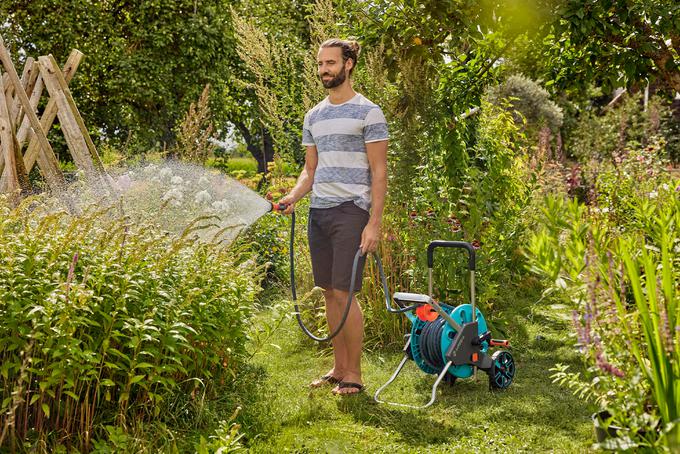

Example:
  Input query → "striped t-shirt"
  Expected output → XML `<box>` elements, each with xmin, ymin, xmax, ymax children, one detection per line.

<box><xmin>302</xmin><ymin>93</ymin><xmax>388</xmax><ymax>212</ymax></box>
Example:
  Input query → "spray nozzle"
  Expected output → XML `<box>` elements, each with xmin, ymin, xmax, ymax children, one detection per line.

<box><xmin>270</xmin><ymin>202</ymin><xmax>289</xmax><ymax>212</ymax></box>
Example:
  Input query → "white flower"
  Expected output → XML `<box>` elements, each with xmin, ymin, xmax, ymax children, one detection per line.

<box><xmin>662</xmin><ymin>184</ymin><xmax>669</xmax><ymax>191</ymax></box>
<box><xmin>159</xmin><ymin>168</ymin><xmax>173</xmax><ymax>181</ymax></box>
<box><xmin>162</xmin><ymin>187</ymin><xmax>183</xmax><ymax>202</ymax></box>
<box><xmin>649</xmin><ymin>191</ymin><xmax>658</xmax><ymax>199</ymax></box>
<box><xmin>194</xmin><ymin>190</ymin><xmax>212</xmax><ymax>204</ymax></box>
<box><xmin>116</xmin><ymin>174</ymin><xmax>132</xmax><ymax>191</ymax></box>
<box><xmin>171</xmin><ymin>176</ymin><xmax>184</xmax><ymax>185</ymax></box>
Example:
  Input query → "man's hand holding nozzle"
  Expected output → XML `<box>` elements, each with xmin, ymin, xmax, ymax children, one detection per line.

<box><xmin>275</xmin><ymin>195</ymin><xmax>296</xmax><ymax>215</ymax></box>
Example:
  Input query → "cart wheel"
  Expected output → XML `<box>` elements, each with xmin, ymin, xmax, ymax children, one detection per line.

<box><xmin>489</xmin><ymin>350</ymin><xmax>515</xmax><ymax>390</ymax></box>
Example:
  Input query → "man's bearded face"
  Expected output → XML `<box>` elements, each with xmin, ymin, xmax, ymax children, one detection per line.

<box><xmin>317</xmin><ymin>47</ymin><xmax>351</xmax><ymax>89</ymax></box>
<box><xmin>320</xmin><ymin>66</ymin><xmax>347</xmax><ymax>89</ymax></box>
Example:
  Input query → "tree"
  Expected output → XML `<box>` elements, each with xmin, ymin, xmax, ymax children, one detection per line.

<box><xmin>546</xmin><ymin>0</ymin><xmax>680</xmax><ymax>93</ymax></box>
<box><xmin>0</xmin><ymin>0</ymin><xmax>297</xmax><ymax>172</ymax></box>
<box><xmin>227</xmin><ymin>0</ymin><xmax>314</xmax><ymax>172</ymax></box>
<box><xmin>1</xmin><ymin>0</ymin><xmax>239</xmax><ymax>151</ymax></box>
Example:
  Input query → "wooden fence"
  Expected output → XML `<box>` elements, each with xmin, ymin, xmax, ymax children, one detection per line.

<box><xmin>0</xmin><ymin>35</ymin><xmax>107</xmax><ymax>199</ymax></box>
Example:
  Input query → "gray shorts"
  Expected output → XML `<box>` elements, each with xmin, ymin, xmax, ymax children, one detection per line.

<box><xmin>308</xmin><ymin>201</ymin><xmax>369</xmax><ymax>292</ymax></box>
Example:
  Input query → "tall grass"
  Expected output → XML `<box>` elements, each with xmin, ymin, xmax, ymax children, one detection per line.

<box><xmin>0</xmin><ymin>196</ymin><xmax>261</xmax><ymax>451</ymax></box>
<box><xmin>615</xmin><ymin>198</ymin><xmax>680</xmax><ymax>449</ymax></box>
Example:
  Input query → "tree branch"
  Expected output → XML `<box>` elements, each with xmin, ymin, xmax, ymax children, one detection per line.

<box><xmin>671</xmin><ymin>33</ymin><xmax>680</xmax><ymax>57</ymax></box>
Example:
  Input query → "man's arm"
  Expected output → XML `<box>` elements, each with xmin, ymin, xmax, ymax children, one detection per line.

<box><xmin>361</xmin><ymin>140</ymin><xmax>388</xmax><ymax>253</ymax></box>
<box><xmin>278</xmin><ymin>145</ymin><xmax>318</xmax><ymax>213</ymax></box>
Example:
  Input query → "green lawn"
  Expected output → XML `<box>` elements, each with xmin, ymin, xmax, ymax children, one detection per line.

<box><xmin>235</xmin><ymin>293</ymin><xmax>595</xmax><ymax>453</ymax></box>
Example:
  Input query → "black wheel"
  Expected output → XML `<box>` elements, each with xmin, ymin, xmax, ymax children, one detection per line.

<box><xmin>489</xmin><ymin>350</ymin><xmax>515</xmax><ymax>390</ymax></box>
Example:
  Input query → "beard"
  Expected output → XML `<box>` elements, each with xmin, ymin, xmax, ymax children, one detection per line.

<box><xmin>320</xmin><ymin>69</ymin><xmax>347</xmax><ymax>89</ymax></box>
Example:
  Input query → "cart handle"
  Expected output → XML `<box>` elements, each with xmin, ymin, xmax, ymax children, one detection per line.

<box><xmin>427</xmin><ymin>240</ymin><xmax>476</xmax><ymax>271</ymax></box>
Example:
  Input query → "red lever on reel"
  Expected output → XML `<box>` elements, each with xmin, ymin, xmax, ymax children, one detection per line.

<box><xmin>415</xmin><ymin>304</ymin><xmax>439</xmax><ymax>322</ymax></box>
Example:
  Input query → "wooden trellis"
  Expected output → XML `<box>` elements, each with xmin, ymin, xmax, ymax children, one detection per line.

<box><xmin>0</xmin><ymin>35</ymin><xmax>107</xmax><ymax>196</ymax></box>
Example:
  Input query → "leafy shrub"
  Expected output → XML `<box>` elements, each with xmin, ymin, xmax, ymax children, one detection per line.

<box><xmin>0</xmin><ymin>198</ymin><xmax>261</xmax><ymax>451</ymax></box>
<box><xmin>356</xmin><ymin>104</ymin><xmax>534</xmax><ymax>347</ymax></box>
<box><xmin>486</xmin><ymin>74</ymin><xmax>564</xmax><ymax>132</ymax></box>
<box><xmin>568</xmin><ymin>93</ymin><xmax>675</xmax><ymax>163</ymax></box>
<box><xmin>238</xmin><ymin>208</ymin><xmax>291</xmax><ymax>286</ymax></box>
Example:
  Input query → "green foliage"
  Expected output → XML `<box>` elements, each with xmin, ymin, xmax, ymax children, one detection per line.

<box><xmin>546</xmin><ymin>0</ymin><xmax>680</xmax><ymax>93</ymax></box>
<box><xmin>208</xmin><ymin>157</ymin><xmax>260</xmax><ymax>179</ymax></box>
<box><xmin>527</xmin><ymin>152</ymin><xmax>680</xmax><ymax>449</ymax></box>
<box><xmin>429</xmin><ymin>103</ymin><xmax>532</xmax><ymax>297</ymax></box>
<box><xmin>1</xmin><ymin>0</ymin><xmax>240</xmax><ymax>150</ymax></box>
<box><xmin>0</xmin><ymin>197</ymin><xmax>260</xmax><ymax>450</ymax></box>
<box><xmin>239</xmin><ymin>209</ymin><xmax>291</xmax><ymax>286</ymax></box>
<box><xmin>196</xmin><ymin>407</ymin><xmax>247</xmax><ymax>453</ymax></box>
<box><xmin>340</xmin><ymin>0</ymin><xmax>553</xmax><ymax>72</ymax></box>
<box><xmin>569</xmin><ymin>93</ymin><xmax>678</xmax><ymax>163</ymax></box>
<box><xmin>356</xmin><ymin>104</ymin><xmax>534</xmax><ymax>346</ymax></box>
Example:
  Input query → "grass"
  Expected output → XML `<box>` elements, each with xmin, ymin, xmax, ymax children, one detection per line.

<box><xmin>234</xmin><ymin>287</ymin><xmax>596</xmax><ymax>453</ymax></box>
<box><xmin>226</xmin><ymin>157</ymin><xmax>259</xmax><ymax>174</ymax></box>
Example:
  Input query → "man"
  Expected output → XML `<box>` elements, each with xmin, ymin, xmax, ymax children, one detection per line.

<box><xmin>278</xmin><ymin>38</ymin><xmax>388</xmax><ymax>395</ymax></box>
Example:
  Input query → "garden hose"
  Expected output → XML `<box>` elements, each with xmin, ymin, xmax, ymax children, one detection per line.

<box><xmin>270</xmin><ymin>202</ymin><xmax>417</xmax><ymax>342</ymax></box>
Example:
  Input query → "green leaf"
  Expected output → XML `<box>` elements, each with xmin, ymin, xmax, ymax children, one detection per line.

<box><xmin>129</xmin><ymin>374</ymin><xmax>145</xmax><ymax>384</ymax></box>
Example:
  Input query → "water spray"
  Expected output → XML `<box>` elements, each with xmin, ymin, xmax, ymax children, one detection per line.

<box><xmin>271</xmin><ymin>202</ymin><xmax>516</xmax><ymax>407</ymax></box>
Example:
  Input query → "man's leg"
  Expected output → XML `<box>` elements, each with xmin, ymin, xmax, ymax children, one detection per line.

<box><xmin>308</xmin><ymin>209</ymin><xmax>342</xmax><ymax>387</ymax></box>
<box><xmin>323</xmin><ymin>288</ymin><xmax>348</xmax><ymax>380</ymax></box>
<box><xmin>332</xmin><ymin>288</ymin><xmax>364</xmax><ymax>394</ymax></box>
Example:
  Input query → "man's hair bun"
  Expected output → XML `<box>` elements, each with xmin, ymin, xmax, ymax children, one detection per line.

<box><xmin>348</xmin><ymin>40</ymin><xmax>361</xmax><ymax>58</ymax></box>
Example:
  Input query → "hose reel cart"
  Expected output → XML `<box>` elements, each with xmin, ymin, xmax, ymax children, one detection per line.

<box><xmin>373</xmin><ymin>241</ymin><xmax>516</xmax><ymax>409</ymax></box>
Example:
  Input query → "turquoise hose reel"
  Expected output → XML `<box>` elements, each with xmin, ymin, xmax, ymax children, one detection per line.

<box><xmin>374</xmin><ymin>241</ymin><xmax>516</xmax><ymax>409</ymax></box>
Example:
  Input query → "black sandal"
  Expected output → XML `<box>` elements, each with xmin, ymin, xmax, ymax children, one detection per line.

<box><xmin>333</xmin><ymin>381</ymin><xmax>364</xmax><ymax>395</ymax></box>
<box><xmin>310</xmin><ymin>374</ymin><xmax>342</xmax><ymax>387</ymax></box>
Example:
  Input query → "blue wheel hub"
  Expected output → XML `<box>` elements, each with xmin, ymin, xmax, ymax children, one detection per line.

<box><xmin>490</xmin><ymin>350</ymin><xmax>515</xmax><ymax>389</ymax></box>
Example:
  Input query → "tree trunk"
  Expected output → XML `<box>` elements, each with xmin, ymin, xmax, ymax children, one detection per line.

<box><xmin>260</xmin><ymin>127</ymin><xmax>274</xmax><ymax>173</ymax></box>
<box><xmin>234</xmin><ymin>120</ymin><xmax>274</xmax><ymax>174</ymax></box>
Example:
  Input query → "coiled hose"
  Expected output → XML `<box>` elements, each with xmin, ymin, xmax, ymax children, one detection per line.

<box><xmin>419</xmin><ymin>317</ymin><xmax>447</xmax><ymax>370</ymax></box>
<box><xmin>289</xmin><ymin>210</ymin><xmax>418</xmax><ymax>342</ymax></box>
